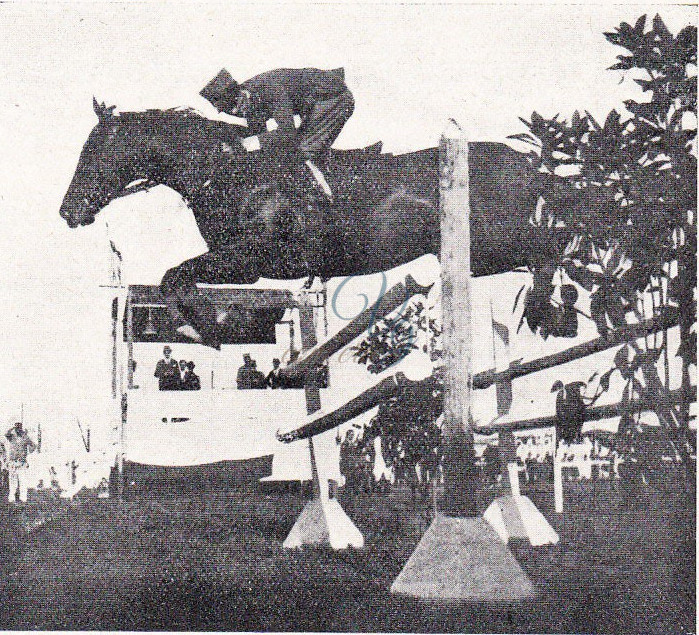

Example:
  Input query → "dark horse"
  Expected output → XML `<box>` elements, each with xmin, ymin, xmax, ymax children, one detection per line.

<box><xmin>60</xmin><ymin>101</ymin><xmax>542</xmax><ymax>345</ymax></box>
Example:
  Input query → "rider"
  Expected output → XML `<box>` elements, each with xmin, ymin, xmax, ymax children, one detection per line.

<box><xmin>199</xmin><ymin>67</ymin><xmax>354</xmax><ymax>201</ymax></box>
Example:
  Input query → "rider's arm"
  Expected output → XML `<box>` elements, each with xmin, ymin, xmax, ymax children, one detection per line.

<box><xmin>250</xmin><ymin>83</ymin><xmax>298</xmax><ymax>152</ymax></box>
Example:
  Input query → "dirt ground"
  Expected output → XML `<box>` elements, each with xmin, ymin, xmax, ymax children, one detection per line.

<box><xmin>0</xmin><ymin>478</ymin><xmax>694</xmax><ymax>633</ymax></box>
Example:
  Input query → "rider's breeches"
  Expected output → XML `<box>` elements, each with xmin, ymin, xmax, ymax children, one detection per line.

<box><xmin>8</xmin><ymin>461</ymin><xmax>28</xmax><ymax>502</ymax></box>
<box><xmin>299</xmin><ymin>90</ymin><xmax>355</xmax><ymax>161</ymax></box>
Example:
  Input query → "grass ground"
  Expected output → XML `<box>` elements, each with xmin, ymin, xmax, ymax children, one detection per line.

<box><xmin>0</xmin><ymin>477</ymin><xmax>694</xmax><ymax>633</ymax></box>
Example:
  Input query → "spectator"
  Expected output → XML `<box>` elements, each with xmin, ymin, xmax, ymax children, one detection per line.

<box><xmin>482</xmin><ymin>443</ymin><xmax>500</xmax><ymax>484</ymax></box>
<box><xmin>266</xmin><ymin>358</ymin><xmax>284</xmax><ymax>389</ymax></box>
<box><xmin>130</xmin><ymin>359</ymin><xmax>139</xmax><ymax>389</ymax></box>
<box><xmin>250</xmin><ymin>360</ymin><xmax>267</xmax><ymax>390</ymax></box>
<box><xmin>182</xmin><ymin>361</ymin><xmax>201</xmax><ymax>391</ymax></box>
<box><xmin>360</xmin><ymin>440</ymin><xmax>377</xmax><ymax>494</ymax></box>
<box><xmin>542</xmin><ymin>451</ymin><xmax>554</xmax><ymax>481</ymax></box>
<box><xmin>337</xmin><ymin>429</ymin><xmax>362</xmax><ymax>496</ymax></box>
<box><xmin>5</xmin><ymin>422</ymin><xmax>37</xmax><ymax>504</ymax></box>
<box><xmin>237</xmin><ymin>354</ymin><xmax>256</xmax><ymax>389</ymax></box>
<box><xmin>525</xmin><ymin>451</ymin><xmax>537</xmax><ymax>483</ymax></box>
<box><xmin>154</xmin><ymin>346</ymin><xmax>179</xmax><ymax>391</ymax></box>
<box><xmin>177</xmin><ymin>360</ymin><xmax>188</xmax><ymax>389</ymax></box>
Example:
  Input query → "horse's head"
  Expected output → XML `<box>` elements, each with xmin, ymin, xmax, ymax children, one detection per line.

<box><xmin>60</xmin><ymin>99</ymin><xmax>139</xmax><ymax>228</ymax></box>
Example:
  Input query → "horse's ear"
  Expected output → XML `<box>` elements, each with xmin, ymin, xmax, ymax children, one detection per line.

<box><xmin>93</xmin><ymin>97</ymin><xmax>116</xmax><ymax>123</ymax></box>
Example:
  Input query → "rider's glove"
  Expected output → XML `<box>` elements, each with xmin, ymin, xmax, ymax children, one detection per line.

<box><xmin>240</xmin><ymin>136</ymin><xmax>261</xmax><ymax>152</ymax></box>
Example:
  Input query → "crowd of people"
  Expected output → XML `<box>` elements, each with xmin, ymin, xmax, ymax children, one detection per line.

<box><xmin>154</xmin><ymin>346</ymin><xmax>201</xmax><ymax>391</ymax></box>
<box><xmin>337</xmin><ymin>429</ymin><xmax>378</xmax><ymax>496</ymax></box>
<box><xmin>154</xmin><ymin>347</ymin><xmax>309</xmax><ymax>391</ymax></box>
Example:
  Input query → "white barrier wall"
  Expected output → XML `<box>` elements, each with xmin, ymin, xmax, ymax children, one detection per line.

<box><xmin>125</xmin><ymin>388</ymin><xmax>308</xmax><ymax>466</ymax></box>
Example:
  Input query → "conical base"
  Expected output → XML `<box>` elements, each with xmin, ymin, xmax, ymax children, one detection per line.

<box><xmin>484</xmin><ymin>495</ymin><xmax>559</xmax><ymax>546</ymax></box>
<box><xmin>391</xmin><ymin>514</ymin><xmax>536</xmax><ymax>601</ymax></box>
<box><xmin>283</xmin><ymin>498</ymin><xmax>364</xmax><ymax>550</ymax></box>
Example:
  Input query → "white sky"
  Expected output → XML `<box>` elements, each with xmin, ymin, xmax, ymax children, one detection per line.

<box><xmin>0</xmin><ymin>2</ymin><xmax>695</xmax><ymax>427</ymax></box>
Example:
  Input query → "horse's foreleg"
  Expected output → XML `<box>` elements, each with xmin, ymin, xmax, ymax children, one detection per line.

<box><xmin>160</xmin><ymin>259</ymin><xmax>216</xmax><ymax>347</ymax></box>
<box><xmin>160</xmin><ymin>249</ymin><xmax>264</xmax><ymax>348</ymax></box>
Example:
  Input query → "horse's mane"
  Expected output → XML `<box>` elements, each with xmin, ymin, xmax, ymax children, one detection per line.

<box><xmin>113</xmin><ymin>107</ymin><xmax>249</xmax><ymax>147</ymax></box>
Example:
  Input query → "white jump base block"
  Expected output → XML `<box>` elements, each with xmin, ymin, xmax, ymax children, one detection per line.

<box><xmin>484</xmin><ymin>495</ymin><xmax>559</xmax><ymax>546</ymax></box>
<box><xmin>283</xmin><ymin>497</ymin><xmax>364</xmax><ymax>550</ymax></box>
<box><xmin>390</xmin><ymin>514</ymin><xmax>536</xmax><ymax>601</ymax></box>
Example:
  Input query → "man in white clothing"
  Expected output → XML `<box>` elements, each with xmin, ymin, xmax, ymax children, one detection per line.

<box><xmin>5</xmin><ymin>422</ymin><xmax>37</xmax><ymax>503</ymax></box>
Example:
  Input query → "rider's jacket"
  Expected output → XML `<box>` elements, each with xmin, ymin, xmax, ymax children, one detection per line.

<box><xmin>238</xmin><ymin>68</ymin><xmax>349</xmax><ymax>151</ymax></box>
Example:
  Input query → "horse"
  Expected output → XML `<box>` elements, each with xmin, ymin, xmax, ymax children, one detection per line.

<box><xmin>59</xmin><ymin>100</ymin><xmax>546</xmax><ymax>346</ymax></box>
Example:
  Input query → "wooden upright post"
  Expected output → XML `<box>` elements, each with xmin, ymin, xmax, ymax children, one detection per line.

<box><xmin>439</xmin><ymin>120</ymin><xmax>479</xmax><ymax>517</ymax></box>
<box><xmin>299</xmin><ymin>302</ymin><xmax>323</xmax><ymax>499</ymax></box>
<box><xmin>126</xmin><ymin>289</ymin><xmax>134</xmax><ymax>390</ymax></box>
<box><xmin>283</xmin><ymin>292</ymin><xmax>363</xmax><ymax>550</ymax></box>
<box><xmin>391</xmin><ymin>121</ymin><xmax>536</xmax><ymax>601</ymax></box>
<box><xmin>554</xmin><ymin>435</ymin><xmax>564</xmax><ymax>513</ymax></box>
<box><xmin>111</xmin><ymin>297</ymin><xmax>119</xmax><ymax>399</ymax></box>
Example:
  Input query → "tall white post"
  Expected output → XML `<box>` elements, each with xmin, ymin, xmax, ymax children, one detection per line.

<box><xmin>439</xmin><ymin>120</ymin><xmax>479</xmax><ymax>516</ymax></box>
<box><xmin>391</xmin><ymin>121</ymin><xmax>536</xmax><ymax>600</ymax></box>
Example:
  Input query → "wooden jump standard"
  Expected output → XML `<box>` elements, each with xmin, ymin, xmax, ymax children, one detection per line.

<box><xmin>280</xmin><ymin>273</ymin><xmax>434</xmax><ymax>549</ymax></box>
<box><xmin>389</xmin><ymin>122</ymin><xmax>538</xmax><ymax>600</ymax></box>
<box><xmin>281</xmin><ymin>124</ymin><xmax>535</xmax><ymax>598</ymax></box>
<box><xmin>277</xmin><ymin>122</ymin><xmax>685</xmax><ymax>599</ymax></box>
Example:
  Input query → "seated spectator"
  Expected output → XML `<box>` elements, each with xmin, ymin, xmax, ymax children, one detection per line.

<box><xmin>182</xmin><ymin>361</ymin><xmax>201</xmax><ymax>390</ymax></box>
<box><xmin>154</xmin><ymin>346</ymin><xmax>179</xmax><ymax>390</ymax></box>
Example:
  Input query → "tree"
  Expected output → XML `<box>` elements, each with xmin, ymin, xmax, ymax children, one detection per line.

<box><xmin>362</xmin><ymin>371</ymin><xmax>443</xmax><ymax>495</ymax></box>
<box><xmin>351</xmin><ymin>298</ymin><xmax>444</xmax><ymax>487</ymax></box>
<box><xmin>511</xmin><ymin>14</ymin><xmax>696</xmax><ymax>485</ymax></box>
<box><xmin>353</xmin><ymin>14</ymin><xmax>696</xmax><ymax>490</ymax></box>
